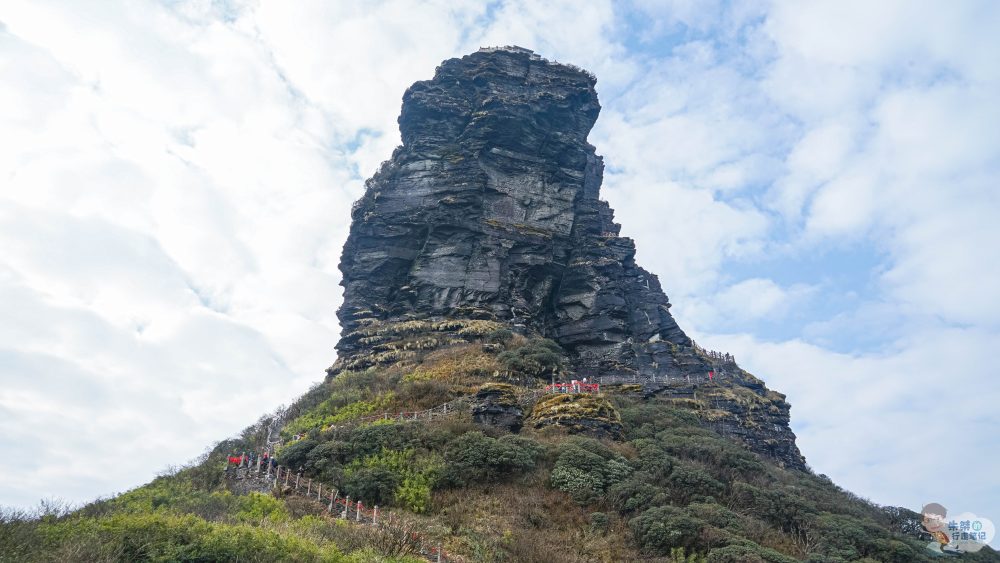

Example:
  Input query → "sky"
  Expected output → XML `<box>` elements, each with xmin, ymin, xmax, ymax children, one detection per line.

<box><xmin>2</xmin><ymin>0</ymin><xmax>998</xmax><ymax>533</ymax></box>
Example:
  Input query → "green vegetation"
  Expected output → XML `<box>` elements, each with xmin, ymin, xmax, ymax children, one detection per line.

<box><xmin>527</xmin><ymin>392</ymin><xmax>623</xmax><ymax>437</ymax></box>
<box><xmin>342</xmin><ymin>448</ymin><xmax>442</xmax><ymax>512</ymax></box>
<box><xmin>549</xmin><ymin>438</ymin><xmax>632</xmax><ymax>503</ymax></box>
<box><xmin>0</xmin><ymin>475</ymin><xmax>424</xmax><ymax>563</ymax></box>
<box><xmin>497</xmin><ymin>337</ymin><xmax>563</xmax><ymax>379</ymax></box>
<box><xmin>441</xmin><ymin>432</ymin><xmax>542</xmax><ymax>486</ymax></box>
<box><xmin>5</xmin><ymin>330</ymin><xmax>999</xmax><ymax>562</ymax></box>
<box><xmin>283</xmin><ymin>393</ymin><xmax>395</xmax><ymax>437</ymax></box>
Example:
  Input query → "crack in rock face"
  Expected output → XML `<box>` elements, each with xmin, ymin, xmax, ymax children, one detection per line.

<box><xmin>338</xmin><ymin>47</ymin><xmax>688</xmax><ymax>379</ymax></box>
<box><xmin>334</xmin><ymin>47</ymin><xmax>807</xmax><ymax>470</ymax></box>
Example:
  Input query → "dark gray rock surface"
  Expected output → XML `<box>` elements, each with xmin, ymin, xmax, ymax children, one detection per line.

<box><xmin>470</xmin><ymin>383</ymin><xmax>524</xmax><ymax>432</ymax></box>
<box><xmin>335</xmin><ymin>46</ymin><xmax>806</xmax><ymax>471</ymax></box>
<box><xmin>338</xmin><ymin>46</ymin><xmax>688</xmax><ymax>379</ymax></box>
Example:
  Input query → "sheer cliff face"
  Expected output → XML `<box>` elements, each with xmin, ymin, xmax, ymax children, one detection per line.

<box><xmin>338</xmin><ymin>48</ymin><xmax>689</xmax><ymax>377</ymax></box>
<box><xmin>336</xmin><ymin>47</ymin><xmax>806</xmax><ymax>471</ymax></box>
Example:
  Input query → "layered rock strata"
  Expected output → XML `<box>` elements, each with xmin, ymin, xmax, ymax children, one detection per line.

<box><xmin>338</xmin><ymin>46</ymin><xmax>687</xmax><ymax>379</ymax></box>
<box><xmin>334</xmin><ymin>46</ymin><xmax>806</xmax><ymax>470</ymax></box>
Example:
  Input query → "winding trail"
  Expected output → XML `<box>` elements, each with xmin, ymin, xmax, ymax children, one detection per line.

<box><xmin>231</xmin><ymin>459</ymin><xmax>455</xmax><ymax>562</ymax></box>
<box><xmin>231</xmin><ymin>374</ymin><xmax>729</xmax><ymax>561</ymax></box>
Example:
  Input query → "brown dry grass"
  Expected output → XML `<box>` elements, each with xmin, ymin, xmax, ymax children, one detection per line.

<box><xmin>403</xmin><ymin>344</ymin><xmax>501</xmax><ymax>387</ymax></box>
<box><xmin>432</xmin><ymin>482</ymin><xmax>641</xmax><ymax>562</ymax></box>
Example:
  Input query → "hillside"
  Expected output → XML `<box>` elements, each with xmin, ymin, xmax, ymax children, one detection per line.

<box><xmin>3</xmin><ymin>47</ymin><xmax>997</xmax><ymax>563</ymax></box>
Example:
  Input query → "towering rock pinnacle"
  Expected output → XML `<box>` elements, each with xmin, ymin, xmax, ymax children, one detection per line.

<box><xmin>335</xmin><ymin>47</ymin><xmax>806</xmax><ymax>469</ymax></box>
<box><xmin>338</xmin><ymin>46</ymin><xmax>688</xmax><ymax>377</ymax></box>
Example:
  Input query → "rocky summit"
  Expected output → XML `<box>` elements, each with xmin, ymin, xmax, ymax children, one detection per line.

<box><xmin>338</xmin><ymin>45</ymin><xmax>686</xmax><ymax>374</ymax></box>
<box><xmin>335</xmin><ymin>46</ymin><xmax>806</xmax><ymax>470</ymax></box>
<box><xmin>19</xmin><ymin>47</ymin><xmax>998</xmax><ymax>563</ymax></box>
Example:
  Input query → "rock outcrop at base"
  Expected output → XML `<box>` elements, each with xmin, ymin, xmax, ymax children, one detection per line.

<box><xmin>527</xmin><ymin>393</ymin><xmax>623</xmax><ymax>440</ymax></box>
<box><xmin>471</xmin><ymin>383</ymin><xmax>524</xmax><ymax>432</ymax></box>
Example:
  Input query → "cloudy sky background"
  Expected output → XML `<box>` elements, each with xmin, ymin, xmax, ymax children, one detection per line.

<box><xmin>2</xmin><ymin>0</ymin><xmax>998</xmax><ymax>529</ymax></box>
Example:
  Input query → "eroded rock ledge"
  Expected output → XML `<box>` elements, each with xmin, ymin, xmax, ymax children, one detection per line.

<box><xmin>332</xmin><ymin>46</ymin><xmax>807</xmax><ymax>471</ymax></box>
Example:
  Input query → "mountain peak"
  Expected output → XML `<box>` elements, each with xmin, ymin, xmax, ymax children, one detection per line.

<box><xmin>334</xmin><ymin>48</ymin><xmax>805</xmax><ymax>470</ymax></box>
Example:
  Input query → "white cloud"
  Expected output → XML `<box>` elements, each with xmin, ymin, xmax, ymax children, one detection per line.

<box><xmin>1</xmin><ymin>0</ymin><xmax>998</xmax><ymax>534</ymax></box>
<box><xmin>0</xmin><ymin>0</ymin><xmax>633</xmax><ymax>508</ymax></box>
<box><xmin>707</xmin><ymin>328</ymin><xmax>1000</xmax><ymax>528</ymax></box>
<box><xmin>700</xmin><ymin>277</ymin><xmax>814</xmax><ymax>325</ymax></box>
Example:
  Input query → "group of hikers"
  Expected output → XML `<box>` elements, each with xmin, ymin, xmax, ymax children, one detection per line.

<box><xmin>225</xmin><ymin>450</ymin><xmax>270</xmax><ymax>471</ymax></box>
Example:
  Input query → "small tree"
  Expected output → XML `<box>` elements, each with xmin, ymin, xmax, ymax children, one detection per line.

<box><xmin>497</xmin><ymin>338</ymin><xmax>563</xmax><ymax>380</ymax></box>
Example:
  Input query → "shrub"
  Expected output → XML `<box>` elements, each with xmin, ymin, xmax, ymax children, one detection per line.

<box><xmin>484</xmin><ymin>328</ymin><xmax>514</xmax><ymax>344</ymax></box>
<box><xmin>606</xmin><ymin>475</ymin><xmax>668</xmax><ymax>514</ymax></box>
<box><xmin>631</xmin><ymin>440</ymin><xmax>674</xmax><ymax>476</ymax></box>
<box><xmin>343</xmin><ymin>466</ymin><xmax>400</xmax><ymax>506</ymax></box>
<box><xmin>441</xmin><ymin>432</ymin><xmax>540</xmax><ymax>487</ymax></box>
<box><xmin>234</xmin><ymin>492</ymin><xmax>290</xmax><ymax>524</ymax></box>
<box><xmin>548</xmin><ymin>439</ymin><xmax>634</xmax><ymax>504</ymax></box>
<box><xmin>706</xmin><ymin>542</ymin><xmax>798</xmax><ymax>563</ymax></box>
<box><xmin>589</xmin><ymin>512</ymin><xmax>609</xmax><ymax>532</ymax></box>
<box><xmin>276</xmin><ymin>437</ymin><xmax>320</xmax><ymax>472</ymax></box>
<box><xmin>666</xmin><ymin>466</ymin><xmax>724</xmax><ymax>505</ymax></box>
<box><xmin>629</xmin><ymin>505</ymin><xmax>705</xmax><ymax>554</ymax></box>
<box><xmin>497</xmin><ymin>338</ymin><xmax>563</xmax><ymax>378</ymax></box>
<box><xmin>341</xmin><ymin>447</ymin><xmax>443</xmax><ymax>511</ymax></box>
<box><xmin>395</xmin><ymin>474</ymin><xmax>434</xmax><ymax>514</ymax></box>
<box><xmin>550</xmin><ymin>466</ymin><xmax>606</xmax><ymax>504</ymax></box>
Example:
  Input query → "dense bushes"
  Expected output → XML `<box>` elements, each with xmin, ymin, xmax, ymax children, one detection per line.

<box><xmin>629</xmin><ymin>505</ymin><xmax>705</xmax><ymax>554</ymax></box>
<box><xmin>26</xmin><ymin>339</ymin><xmax>987</xmax><ymax>563</ymax></box>
<box><xmin>549</xmin><ymin>438</ymin><xmax>632</xmax><ymax>504</ymax></box>
<box><xmin>342</xmin><ymin>449</ymin><xmax>442</xmax><ymax>512</ymax></box>
<box><xmin>706</xmin><ymin>542</ymin><xmax>798</xmax><ymax>563</ymax></box>
<box><xmin>497</xmin><ymin>338</ymin><xmax>563</xmax><ymax>378</ymax></box>
<box><xmin>442</xmin><ymin>432</ymin><xmax>542</xmax><ymax>487</ymax></box>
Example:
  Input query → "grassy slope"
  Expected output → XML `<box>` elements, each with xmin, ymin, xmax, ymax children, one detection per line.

<box><xmin>3</xmin><ymin>327</ymin><xmax>998</xmax><ymax>563</ymax></box>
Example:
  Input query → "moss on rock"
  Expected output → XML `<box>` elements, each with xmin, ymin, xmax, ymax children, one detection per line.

<box><xmin>527</xmin><ymin>393</ymin><xmax>623</xmax><ymax>439</ymax></box>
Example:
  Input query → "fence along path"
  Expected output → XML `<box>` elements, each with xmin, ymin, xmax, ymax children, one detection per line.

<box><xmin>326</xmin><ymin>394</ymin><xmax>473</xmax><ymax>430</ymax></box>
<box><xmin>315</xmin><ymin>387</ymin><xmax>549</xmax><ymax>435</ymax></box>
<box><xmin>597</xmin><ymin>372</ymin><xmax>720</xmax><ymax>386</ymax></box>
<box><xmin>241</xmin><ymin>375</ymin><xmax>726</xmax><ymax>560</ymax></box>
<box><xmin>247</xmin><ymin>387</ymin><xmax>562</xmax><ymax>560</ymax></box>
<box><xmin>233</xmin><ymin>458</ymin><xmax>454</xmax><ymax>562</ymax></box>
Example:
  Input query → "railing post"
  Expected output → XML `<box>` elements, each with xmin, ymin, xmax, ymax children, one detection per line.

<box><xmin>317</xmin><ymin>483</ymin><xmax>322</xmax><ymax>500</ymax></box>
<box><xmin>295</xmin><ymin>472</ymin><xmax>300</xmax><ymax>490</ymax></box>
<box><xmin>356</xmin><ymin>501</ymin><xmax>362</xmax><ymax>521</ymax></box>
<box><xmin>342</xmin><ymin>496</ymin><xmax>350</xmax><ymax>519</ymax></box>
<box><xmin>306</xmin><ymin>478</ymin><xmax>311</xmax><ymax>496</ymax></box>
<box><xmin>328</xmin><ymin>490</ymin><xmax>336</xmax><ymax>512</ymax></box>
<box><xmin>284</xmin><ymin>468</ymin><xmax>290</xmax><ymax>486</ymax></box>
<box><xmin>373</xmin><ymin>505</ymin><xmax>378</xmax><ymax>525</ymax></box>
<box><xmin>437</xmin><ymin>544</ymin><xmax>442</xmax><ymax>562</ymax></box>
